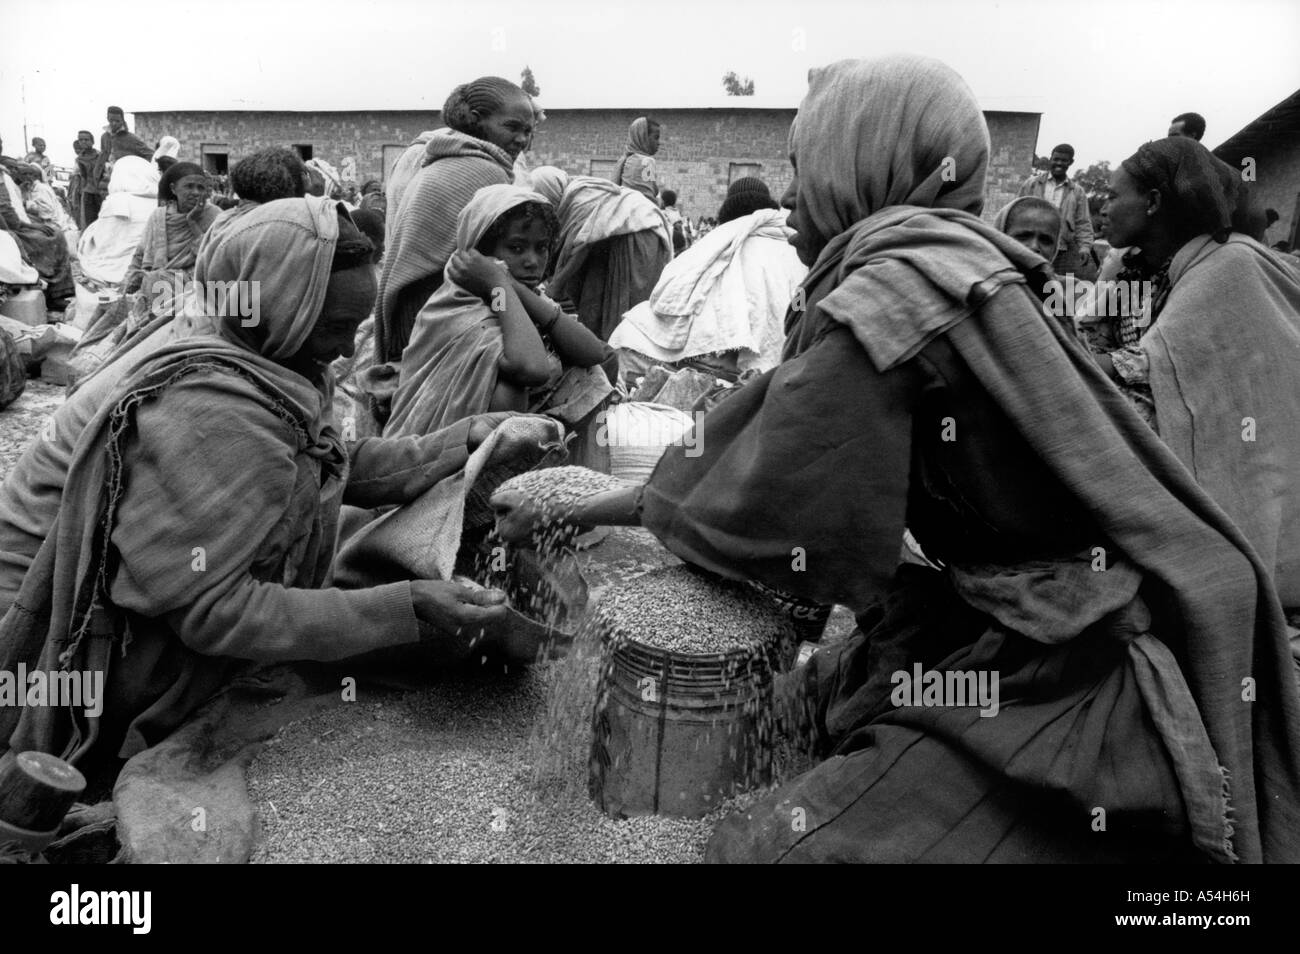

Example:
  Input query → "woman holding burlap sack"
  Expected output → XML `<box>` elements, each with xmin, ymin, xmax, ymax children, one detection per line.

<box><xmin>0</xmin><ymin>197</ymin><xmax>515</xmax><ymax>780</ymax></box>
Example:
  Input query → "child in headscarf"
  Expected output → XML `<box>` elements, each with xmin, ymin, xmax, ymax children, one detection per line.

<box><xmin>992</xmin><ymin>195</ymin><xmax>1078</xmax><ymax>337</ymax></box>
<box><xmin>385</xmin><ymin>184</ymin><xmax>612</xmax><ymax>438</ymax></box>
<box><xmin>993</xmin><ymin>195</ymin><xmax>1061</xmax><ymax>266</ymax></box>
<box><xmin>613</xmin><ymin>117</ymin><xmax>661</xmax><ymax>203</ymax></box>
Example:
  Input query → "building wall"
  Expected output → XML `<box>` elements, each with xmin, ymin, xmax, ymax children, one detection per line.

<box><xmin>525</xmin><ymin>108</ymin><xmax>794</xmax><ymax>224</ymax></box>
<box><xmin>136</xmin><ymin>107</ymin><xmax>1039</xmax><ymax>223</ymax></box>
<box><xmin>983</xmin><ymin>112</ymin><xmax>1042</xmax><ymax>219</ymax></box>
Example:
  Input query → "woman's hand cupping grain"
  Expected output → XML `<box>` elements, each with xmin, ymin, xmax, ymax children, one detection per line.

<box><xmin>410</xmin><ymin>580</ymin><xmax>508</xmax><ymax>634</ymax></box>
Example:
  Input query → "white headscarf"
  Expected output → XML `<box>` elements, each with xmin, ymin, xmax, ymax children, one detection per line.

<box><xmin>152</xmin><ymin>136</ymin><xmax>181</xmax><ymax>163</ymax></box>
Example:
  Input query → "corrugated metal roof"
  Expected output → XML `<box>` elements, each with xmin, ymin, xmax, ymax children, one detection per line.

<box><xmin>1212</xmin><ymin>88</ymin><xmax>1300</xmax><ymax>162</ymax></box>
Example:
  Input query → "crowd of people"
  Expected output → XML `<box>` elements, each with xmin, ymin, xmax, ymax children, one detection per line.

<box><xmin>2</xmin><ymin>55</ymin><xmax>1300</xmax><ymax>864</ymax></box>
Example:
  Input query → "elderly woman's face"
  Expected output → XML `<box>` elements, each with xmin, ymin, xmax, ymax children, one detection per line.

<box><xmin>172</xmin><ymin>174</ymin><xmax>211</xmax><ymax>213</ymax></box>
<box><xmin>1101</xmin><ymin>168</ymin><xmax>1153</xmax><ymax>249</ymax></box>
<box><xmin>474</xmin><ymin>93</ymin><xmax>536</xmax><ymax>162</ymax></box>
<box><xmin>780</xmin><ymin>157</ymin><xmax>817</xmax><ymax>267</ymax></box>
<box><xmin>293</xmin><ymin>266</ymin><xmax>377</xmax><ymax>374</ymax></box>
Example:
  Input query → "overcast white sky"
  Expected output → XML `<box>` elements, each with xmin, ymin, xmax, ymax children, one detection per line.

<box><xmin>3</xmin><ymin>0</ymin><xmax>1297</xmax><ymax>171</ymax></box>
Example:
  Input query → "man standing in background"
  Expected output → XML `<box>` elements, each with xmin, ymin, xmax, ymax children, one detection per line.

<box><xmin>74</xmin><ymin>129</ymin><xmax>102</xmax><ymax>228</ymax></box>
<box><xmin>67</xmin><ymin>138</ymin><xmax>84</xmax><ymax>226</ymax></box>
<box><xmin>94</xmin><ymin>106</ymin><xmax>153</xmax><ymax>194</ymax></box>
<box><xmin>1017</xmin><ymin>143</ymin><xmax>1094</xmax><ymax>277</ymax></box>
<box><xmin>1167</xmin><ymin>111</ymin><xmax>1206</xmax><ymax>141</ymax></box>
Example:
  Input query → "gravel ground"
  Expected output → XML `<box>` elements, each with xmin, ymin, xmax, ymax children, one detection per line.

<box><xmin>0</xmin><ymin>378</ymin><xmax>64</xmax><ymax>482</ymax></box>
<box><xmin>247</xmin><ymin>668</ymin><xmax>732</xmax><ymax>863</ymax></box>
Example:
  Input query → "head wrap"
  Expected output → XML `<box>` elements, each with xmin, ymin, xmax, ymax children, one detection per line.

<box><xmin>626</xmin><ymin>117</ymin><xmax>659</xmax><ymax>156</ymax></box>
<box><xmin>195</xmin><ymin>196</ymin><xmax>342</xmax><ymax>360</ymax></box>
<box><xmin>528</xmin><ymin>166</ymin><xmax>570</xmax><ymax>206</ymax></box>
<box><xmin>790</xmin><ymin>54</ymin><xmax>989</xmax><ymax>254</ymax></box>
<box><xmin>1120</xmin><ymin>137</ymin><xmax>1243</xmax><ymax>243</ymax></box>
<box><xmin>152</xmin><ymin>136</ymin><xmax>180</xmax><ymax>162</ymax></box>
<box><xmin>717</xmin><ymin>176</ymin><xmax>779</xmax><ymax>224</ymax></box>
<box><xmin>993</xmin><ymin>195</ymin><xmax>1060</xmax><ymax>233</ymax></box>
<box><xmin>305</xmin><ymin>158</ymin><xmax>342</xmax><ymax>198</ymax></box>
<box><xmin>454</xmin><ymin>183</ymin><xmax>550</xmax><ymax>252</ymax></box>
<box><xmin>107</xmin><ymin>155</ymin><xmax>160</xmax><ymax>198</ymax></box>
<box><xmin>158</xmin><ymin>161</ymin><xmax>205</xmax><ymax>203</ymax></box>
<box><xmin>347</xmin><ymin>207</ymin><xmax>385</xmax><ymax>252</ymax></box>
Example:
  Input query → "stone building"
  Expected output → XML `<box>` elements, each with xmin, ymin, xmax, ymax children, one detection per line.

<box><xmin>134</xmin><ymin>104</ymin><xmax>1039</xmax><ymax>223</ymax></box>
<box><xmin>1213</xmin><ymin>88</ymin><xmax>1300</xmax><ymax>248</ymax></box>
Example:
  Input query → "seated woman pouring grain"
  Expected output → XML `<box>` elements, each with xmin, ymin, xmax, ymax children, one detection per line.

<box><xmin>494</xmin><ymin>55</ymin><xmax>1300</xmax><ymax>863</ymax></box>
<box><xmin>0</xmin><ymin>197</ymin><xmax>513</xmax><ymax>778</ymax></box>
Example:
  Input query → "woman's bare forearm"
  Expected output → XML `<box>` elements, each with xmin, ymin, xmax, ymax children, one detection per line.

<box><xmin>570</xmin><ymin>486</ymin><xmax>643</xmax><ymax>527</ymax></box>
<box><xmin>510</xmin><ymin>276</ymin><xmax>611</xmax><ymax>367</ymax></box>
<box><xmin>547</xmin><ymin>313</ymin><xmax>612</xmax><ymax>367</ymax></box>
<box><xmin>494</xmin><ymin>285</ymin><xmax>551</xmax><ymax>385</ymax></box>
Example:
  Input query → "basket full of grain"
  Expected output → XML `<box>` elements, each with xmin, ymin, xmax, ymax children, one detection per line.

<box><xmin>587</xmin><ymin>564</ymin><xmax>796</xmax><ymax>819</ymax></box>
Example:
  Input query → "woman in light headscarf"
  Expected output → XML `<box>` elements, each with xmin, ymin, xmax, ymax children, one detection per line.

<box><xmin>613</xmin><ymin>117</ymin><xmax>661</xmax><ymax>203</ymax></box>
<box><xmin>529</xmin><ymin>166</ymin><xmax>673</xmax><ymax>342</ymax></box>
<box><xmin>495</xmin><ymin>55</ymin><xmax>1300</xmax><ymax>863</ymax></box>
<box><xmin>152</xmin><ymin>135</ymin><xmax>181</xmax><ymax>174</ymax></box>
<box><xmin>126</xmin><ymin>162</ymin><xmax>218</xmax><ymax>303</ymax></box>
<box><xmin>75</xmin><ymin>155</ymin><xmax>160</xmax><ymax>298</ymax></box>
<box><xmin>385</xmin><ymin>184</ymin><xmax>611</xmax><ymax>438</ymax></box>
<box><xmin>73</xmin><ymin>162</ymin><xmax>221</xmax><ymax>366</ymax></box>
<box><xmin>609</xmin><ymin>200</ymin><xmax>806</xmax><ymax>381</ymax></box>
<box><xmin>0</xmin><ymin>197</ymin><xmax>513</xmax><ymax>781</ymax></box>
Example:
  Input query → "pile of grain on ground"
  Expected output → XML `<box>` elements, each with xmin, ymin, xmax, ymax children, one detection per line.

<box><xmin>595</xmin><ymin>565</ymin><xmax>790</xmax><ymax>655</ymax></box>
<box><xmin>248</xmin><ymin>528</ymin><xmax>762</xmax><ymax>864</ymax></box>
<box><xmin>248</xmin><ymin>665</ymin><xmax>735</xmax><ymax>863</ymax></box>
<box><xmin>0</xmin><ymin>379</ymin><xmax>63</xmax><ymax>482</ymax></box>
